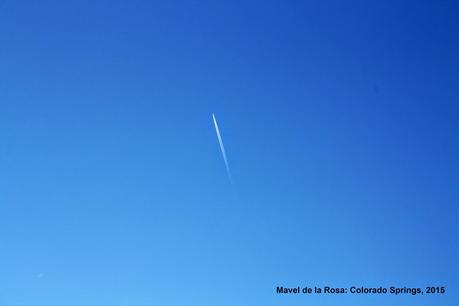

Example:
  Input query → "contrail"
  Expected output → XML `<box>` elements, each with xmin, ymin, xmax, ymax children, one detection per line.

<box><xmin>212</xmin><ymin>113</ymin><xmax>232</xmax><ymax>183</ymax></box>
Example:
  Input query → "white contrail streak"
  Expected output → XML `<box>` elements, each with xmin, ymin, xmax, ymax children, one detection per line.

<box><xmin>212</xmin><ymin>113</ymin><xmax>232</xmax><ymax>183</ymax></box>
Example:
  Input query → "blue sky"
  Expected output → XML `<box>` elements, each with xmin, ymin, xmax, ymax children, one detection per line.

<box><xmin>0</xmin><ymin>1</ymin><xmax>458</xmax><ymax>305</ymax></box>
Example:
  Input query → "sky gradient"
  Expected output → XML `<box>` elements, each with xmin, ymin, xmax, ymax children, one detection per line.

<box><xmin>0</xmin><ymin>1</ymin><xmax>458</xmax><ymax>305</ymax></box>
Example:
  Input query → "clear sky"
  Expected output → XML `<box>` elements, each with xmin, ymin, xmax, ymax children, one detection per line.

<box><xmin>0</xmin><ymin>1</ymin><xmax>458</xmax><ymax>305</ymax></box>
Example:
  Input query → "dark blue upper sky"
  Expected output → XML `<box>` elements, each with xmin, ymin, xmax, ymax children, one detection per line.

<box><xmin>0</xmin><ymin>1</ymin><xmax>458</xmax><ymax>305</ymax></box>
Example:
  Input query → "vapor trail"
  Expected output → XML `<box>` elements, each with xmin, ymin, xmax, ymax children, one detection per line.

<box><xmin>212</xmin><ymin>113</ymin><xmax>232</xmax><ymax>183</ymax></box>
